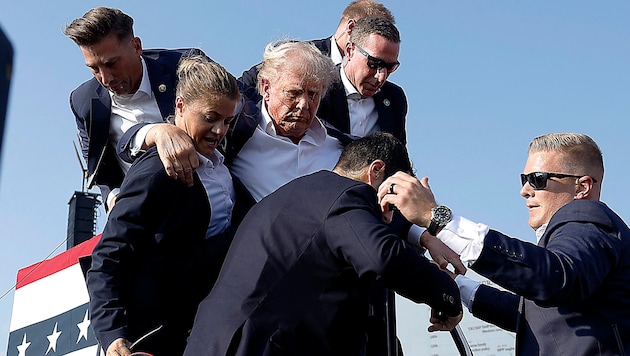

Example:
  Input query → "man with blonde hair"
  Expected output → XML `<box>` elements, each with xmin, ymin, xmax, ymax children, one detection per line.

<box><xmin>380</xmin><ymin>133</ymin><xmax>630</xmax><ymax>355</ymax></box>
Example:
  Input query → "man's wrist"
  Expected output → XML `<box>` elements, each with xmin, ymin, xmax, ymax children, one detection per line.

<box><xmin>427</xmin><ymin>205</ymin><xmax>452</xmax><ymax>235</ymax></box>
<box><xmin>141</xmin><ymin>123</ymin><xmax>162</xmax><ymax>149</ymax></box>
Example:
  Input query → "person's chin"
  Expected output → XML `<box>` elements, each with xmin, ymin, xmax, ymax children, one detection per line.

<box><xmin>528</xmin><ymin>215</ymin><xmax>542</xmax><ymax>230</ymax></box>
<box><xmin>361</xmin><ymin>87</ymin><xmax>377</xmax><ymax>97</ymax></box>
<box><xmin>108</xmin><ymin>87</ymin><xmax>129</xmax><ymax>96</ymax></box>
<box><xmin>200</xmin><ymin>143</ymin><xmax>218</xmax><ymax>157</ymax></box>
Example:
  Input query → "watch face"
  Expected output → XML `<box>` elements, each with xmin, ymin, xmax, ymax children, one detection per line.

<box><xmin>432</xmin><ymin>206</ymin><xmax>452</xmax><ymax>224</ymax></box>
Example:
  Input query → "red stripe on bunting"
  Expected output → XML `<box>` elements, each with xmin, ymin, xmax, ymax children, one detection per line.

<box><xmin>15</xmin><ymin>235</ymin><xmax>101</xmax><ymax>289</ymax></box>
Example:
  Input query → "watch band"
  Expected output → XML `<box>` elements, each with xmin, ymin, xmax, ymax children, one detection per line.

<box><xmin>427</xmin><ymin>220</ymin><xmax>440</xmax><ymax>236</ymax></box>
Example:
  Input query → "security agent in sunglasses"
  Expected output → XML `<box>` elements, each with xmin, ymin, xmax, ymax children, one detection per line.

<box><xmin>317</xmin><ymin>16</ymin><xmax>408</xmax><ymax>144</ymax></box>
<box><xmin>378</xmin><ymin>133</ymin><xmax>630</xmax><ymax>355</ymax></box>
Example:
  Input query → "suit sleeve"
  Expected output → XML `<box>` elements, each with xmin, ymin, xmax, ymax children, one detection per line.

<box><xmin>86</xmin><ymin>154</ymin><xmax>180</xmax><ymax>349</ymax></box>
<box><xmin>117</xmin><ymin>122</ymin><xmax>152</xmax><ymax>163</ymax></box>
<box><xmin>238</xmin><ymin>64</ymin><xmax>262</xmax><ymax>102</ymax></box>
<box><xmin>472</xmin><ymin>218</ymin><xmax>621</xmax><ymax>306</ymax></box>
<box><xmin>69</xmin><ymin>85</ymin><xmax>120</xmax><ymax>201</ymax></box>
<box><xmin>69</xmin><ymin>90</ymin><xmax>90</xmax><ymax>165</ymax></box>
<box><xmin>470</xmin><ymin>284</ymin><xmax>520</xmax><ymax>332</ymax></box>
<box><xmin>325</xmin><ymin>185</ymin><xmax>462</xmax><ymax>317</ymax></box>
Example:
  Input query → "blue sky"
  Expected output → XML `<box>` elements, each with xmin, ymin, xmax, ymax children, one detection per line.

<box><xmin>0</xmin><ymin>1</ymin><xmax>629</xmax><ymax>354</ymax></box>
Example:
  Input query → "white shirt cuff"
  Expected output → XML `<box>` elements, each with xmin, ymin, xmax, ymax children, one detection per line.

<box><xmin>436</xmin><ymin>215</ymin><xmax>489</xmax><ymax>264</ymax></box>
<box><xmin>106</xmin><ymin>188</ymin><xmax>120</xmax><ymax>212</ymax></box>
<box><xmin>455</xmin><ymin>274</ymin><xmax>480</xmax><ymax>313</ymax></box>
<box><xmin>406</xmin><ymin>224</ymin><xmax>425</xmax><ymax>247</ymax></box>
<box><xmin>130</xmin><ymin>123</ymin><xmax>159</xmax><ymax>157</ymax></box>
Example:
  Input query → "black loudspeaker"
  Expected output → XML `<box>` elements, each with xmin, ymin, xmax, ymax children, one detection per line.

<box><xmin>67</xmin><ymin>191</ymin><xmax>101</xmax><ymax>249</ymax></box>
<box><xmin>0</xmin><ymin>24</ymin><xmax>14</xmax><ymax>177</ymax></box>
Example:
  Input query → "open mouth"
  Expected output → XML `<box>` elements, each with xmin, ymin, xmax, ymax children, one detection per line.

<box><xmin>204</xmin><ymin>137</ymin><xmax>219</xmax><ymax>146</ymax></box>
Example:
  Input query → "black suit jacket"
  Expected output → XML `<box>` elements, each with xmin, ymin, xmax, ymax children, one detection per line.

<box><xmin>86</xmin><ymin>147</ymin><xmax>232</xmax><ymax>355</ymax></box>
<box><xmin>470</xmin><ymin>200</ymin><xmax>630</xmax><ymax>355</ymax></box>
<box><xmin>69</xmin><ymin>48</ymin><xmax>203</xmax><ymax>202</ymax></box>
<box><xmin>184</xmin><ymin>170</ymin><xmax>461</xmax><ymax>356</ymax></box>
<box><xmin>316</xmin><ymin>69</ymin><xmax>408</xmax><ymax>144</ymax></box>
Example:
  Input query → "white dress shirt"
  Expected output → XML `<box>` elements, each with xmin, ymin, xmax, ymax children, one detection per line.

<box><xmin>109</xmin><ymin>57</ymin><xmax>163</xmax><ymax>174</ymax></box>
<box><xmin>340</xmin><ymin>67</ymin><xmax>380</xmax><ymax>137</ymax></box>
<box><xmin>230</xmin><ymin>104</ymin><xmax>344</xmax><ymax>202</ymax></box>
<box><xmin>328</xmin><ymin>35</ymin><xmax>344</xmax><ymax>65</ymax></box>
<box><xmin>196</xmin><ymin>151</ymin><xmax>235</xmax><ymax>237</ymax></box>
<box><xmin>106</xmin><ymin>58</ymin><xmax>164</xmax><ymax>207</ymax></box>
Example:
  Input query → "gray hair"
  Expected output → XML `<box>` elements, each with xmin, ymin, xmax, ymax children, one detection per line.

<box><xmin>257</xmin><ymin>40</ymin><xmax>336</xmax><ymax>95</ymax></box>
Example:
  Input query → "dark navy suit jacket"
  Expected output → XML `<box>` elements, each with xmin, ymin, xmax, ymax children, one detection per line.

<box><xmin>470</xmin><ymin>200</ymin><xmax>630</xmax><ymax>355</ymax></box>
<box><xmin>316</xmin><ymin>70</ymin><xmax>408</xmax><ymax>144</ymax></box>
<box><xmin>86</xmin><ymin>147</ymin><xmax>233</xmax><ymax>355</ymax></box>
<box><xmin>184</xmin><ymin>170</ymin><xmax>461</xmax><ymax>356</ymax></box>
<box><xmin>69</xmin><ymin>48</ymin><xmax>203</xmax><ymax>202</ymax></box>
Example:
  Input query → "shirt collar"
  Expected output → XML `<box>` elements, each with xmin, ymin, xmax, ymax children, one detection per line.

<box><xmin>340</xmin><ymin>66</ymin><xmax>359</xmax><ymax>99</ymax></box>
<box><xmin>137</xmin><ymin>57</ymin><xmax>153</xmax><ymax>97</ymax></box>
<box><xmin>535</xmin><ymin>223</ymin><xmax>548</xmax><ymax>243</ymax></box>
<box><xmin>329</xmin><ymin>35</ymin><xmax>344</xmax><ymax>65</ymax></box>
<box><xmin>196</xmin><ymin>149</ymin><xmax>225</xmax><ymax>170</ymax></box>
<box><xmin>340</xmin><ymin>66</ymin><xmax>377</xmax><ymax>100</ymax></box>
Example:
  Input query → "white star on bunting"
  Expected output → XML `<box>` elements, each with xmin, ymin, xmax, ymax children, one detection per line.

<box><xmin>17</xmin><ymin>333</ymin><xmax>31</xmax><ymax>356</ymax></box>
<box><xmin>46</xmin><ymin>322</ymin><xmax>62</xmax><ymax>354</ymax></box>
<box><xmin>77</xmin><ymin>310</ymin><xmax>91</xmax><ymax>343</ymax></box>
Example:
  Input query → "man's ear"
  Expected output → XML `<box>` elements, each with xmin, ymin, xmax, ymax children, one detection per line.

<box><xmin>367</xmin><ymin>160</ymin><xmax>386</xmax><ymax>187</ymax></box>
<box><xmin>131</xmin><ymin>37</ymin><xmax>142</xmax><ymax>55</ymax></box>
<box><xmin>345</xmin><ymin>19</ymin><xmax>356</xmax><ymax>34</ymax></box>
<box><xmin>575</xmin><ymin>176</ymin><xmax>595</xmax><ymax>199</ymax></box>
<box><xmin>175</xmin><ymin>96</ymin><xmax>185</xmax><ymax>115</ymax></box>
<box><xmin>345</xmin><ymin>42</ymin><xmax>354</xmax><ymax>58</ymax></box>
<box><xmin>260</xmin><ymin>78</ymin><xmax>271</xmax><ymax>99</ymax></box>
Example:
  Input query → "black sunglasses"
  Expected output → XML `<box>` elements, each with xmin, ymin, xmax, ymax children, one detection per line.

<box><xmin>520</xmin><ymin>171</ymin><xmax>597</xmax><ymax>190</ymax></box>
<box><xmin>352</xmin><ymin>42</ymin><xmax>400</xmax><ymax>73</ymax></box>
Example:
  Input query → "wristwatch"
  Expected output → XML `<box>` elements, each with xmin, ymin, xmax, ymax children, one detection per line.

<box><xmin>427</xmin><ymin>205</ymin><xmax>452</xmax><ymax>236</ymax></box>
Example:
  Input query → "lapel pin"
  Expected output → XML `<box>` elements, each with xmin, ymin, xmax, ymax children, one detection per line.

<box><xmin>383</xmin><ymin>99</ymin><xmax>391</xmax><ymax>107</ymax></box>
<box><xmin>158</xmin><ymin>84</ymin><xmax>167</xmax><ymax>93</ymax></box>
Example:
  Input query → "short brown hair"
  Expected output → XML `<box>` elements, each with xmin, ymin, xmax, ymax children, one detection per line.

<box><xmin>349</xmin><ymin>16</ymin><xmax>400</xmax><ymax>47</ymax></box>
<box><xmin>340</xmin><ymin>0</ymin><xmax>395</xmax><ymax>25</ymax></box>
<box><xmin>64</xmin><ymin>7</ymin><xmax>134</xmax><ymax>46</ymax></box>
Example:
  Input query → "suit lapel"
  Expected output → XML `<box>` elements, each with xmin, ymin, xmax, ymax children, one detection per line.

<box><xmin>87</xmin><ymin>86</ymin><xmax>112</xmax><ymax>181</ymax></box>
<box><xmin>373</xmin><ymin>90</ymin><xmax>394</xmax><ymax>134</ymax></box>
<box><xmin>144</xmin><ymin>55</ymin><xmax>173</xmax><ymax>120</ymax></box>
<box><xmin>329</xmin><ymin>82</ymin><xmax>351</xmax><ymax>133</ymax></box>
